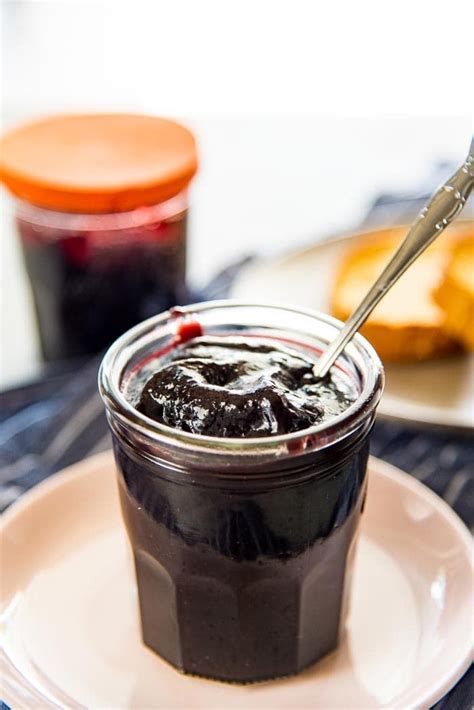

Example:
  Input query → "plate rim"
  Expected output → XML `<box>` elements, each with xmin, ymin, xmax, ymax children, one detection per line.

<box><xmin>1</xmin><ymin>450</ymin><xmax>473</xmax><ymax>710</ymax></box>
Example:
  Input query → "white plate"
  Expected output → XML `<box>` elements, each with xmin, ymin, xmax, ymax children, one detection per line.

<box><xmin>231</xmin><ymin>232</ymin><xmax>474</xmax><ymax>431</ymax></box>
<box><xmin>1</xmin><ymin>451</ymin><xmax>472</xmax><ymax>709</ymax></box>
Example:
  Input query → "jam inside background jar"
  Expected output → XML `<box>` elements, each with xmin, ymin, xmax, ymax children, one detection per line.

<box><xmin>16</xmin><ymin>198</ymin><xmax>188</xmax><ymax>361</ymax></box>
<box><xmin>99</xmin><ymin>302</ymin><xmax>384</xmax><ymax>683</ymax></box>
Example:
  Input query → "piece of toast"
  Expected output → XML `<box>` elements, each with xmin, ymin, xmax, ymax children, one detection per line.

<box><xmin>331</xmin><ymin>227</ymin><xmax>461</xmax><ymax>362</ymax></box>
<box><xmin>434</xmin><ymin>232</ymin><xmax>474</xmax><ymax>351</ymax></box>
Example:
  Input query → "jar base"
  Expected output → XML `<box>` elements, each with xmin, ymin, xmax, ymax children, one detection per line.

<box><xmin>141</xmin><ymin>632</ymin><xmax>340</xmax><ymax>685</ymax></box>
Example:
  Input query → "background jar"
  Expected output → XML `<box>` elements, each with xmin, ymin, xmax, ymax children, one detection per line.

<box><xmin>0</xmin><ymin>114</ymin><xmax>198</xmax><ymax>362</ymax></box>
<box><xmin>100</xmin><ymin>302</ymin><xmax>384</xmax><ymax>683</ymax></box>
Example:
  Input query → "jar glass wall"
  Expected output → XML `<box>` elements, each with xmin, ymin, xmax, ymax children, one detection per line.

<box><xmin>99</xmin><ymin>302</ymin><xmax>384</xmax><ymax>683</ymax></box>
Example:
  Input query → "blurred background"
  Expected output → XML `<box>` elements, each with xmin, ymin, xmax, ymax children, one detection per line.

<box><xmin>1</xmin><ymin>0</ymin><xmax>473</xmax><ymax>388</ymax></box>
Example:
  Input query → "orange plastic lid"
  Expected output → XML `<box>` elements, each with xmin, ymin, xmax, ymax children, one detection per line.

<box><xmin>0</xmin><ymin>114</ymin><xmax>198</xmax><ymax>213</ymax></box>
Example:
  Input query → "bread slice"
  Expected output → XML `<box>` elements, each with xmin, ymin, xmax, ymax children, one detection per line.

<box><xmin>434</xmin><ymin>232</ymin><xmax>474</xmax><ymax>351</ymax></box>
<box><xmin>331</xmin><ymin>227</ymin><xmax>461</xmax><ymax>362</ymax></box>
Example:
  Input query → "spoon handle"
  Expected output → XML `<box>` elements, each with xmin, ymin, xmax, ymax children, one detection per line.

<box><xmin>315</xmin><ymin>138</ymin><xmax>474</xmax><ymax>379</ymax></box>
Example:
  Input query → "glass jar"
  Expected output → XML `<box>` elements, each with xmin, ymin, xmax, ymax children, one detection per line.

<box><xmin>0</xmin><ymin>114</ymin><xmax>198</xmax><ymax>361</ymax></box>
<box><xmin>99</xmin><ymin>302</ymin><xmax>384</xmax><ymax>683</ymax></box>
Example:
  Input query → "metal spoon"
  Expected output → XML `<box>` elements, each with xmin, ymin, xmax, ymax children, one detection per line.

<box><xmin>314</xmin><ymin>136</ymin><xmax>474</xmax><ymax>379</ymax></box>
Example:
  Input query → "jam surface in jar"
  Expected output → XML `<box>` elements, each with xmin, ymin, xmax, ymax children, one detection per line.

<box><xmin>135</xmin><ymin>335</ymin><xmax>355</xmax><ymax>436</ymax></box>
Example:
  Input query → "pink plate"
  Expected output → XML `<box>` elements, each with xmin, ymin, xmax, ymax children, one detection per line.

<box><xmin>1</xmin><ymin>451</ymin><xmax>472</xmax><ymax>709</ymax></box>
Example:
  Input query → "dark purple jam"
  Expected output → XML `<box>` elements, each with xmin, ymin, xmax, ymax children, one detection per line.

<box><xmin>17</xmin><ymin>212</ymin><xmax>187</xmax><ymax>362</ymax></box>
<box><xmin>113</xmin><ymin>333</ymin><xmax>369</xmax><ymax>683</ymax></box>
<box><xmin>136</xmin><ymin>336</ymin><xmax>355</xmax><ymax>437</ymax></box>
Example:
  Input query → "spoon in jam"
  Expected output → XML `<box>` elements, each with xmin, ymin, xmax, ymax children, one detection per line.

<box><xmin>315</xmin><ymin>136</ymin><xmax>474</xmax><ymax>379</ymax></box>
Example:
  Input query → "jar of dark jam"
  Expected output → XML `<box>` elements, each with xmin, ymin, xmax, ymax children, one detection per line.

<box><xmin>99</xmin><ymin>302</ymin><xmax>384</xmax><ymax>683</ymax></box>
<box><xmin>0</xmin><ymin>114</ymin><xmax>198</xmax><ymax>361</ymax></box>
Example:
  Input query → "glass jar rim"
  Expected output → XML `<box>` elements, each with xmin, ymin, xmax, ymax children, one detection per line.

<box><xmin>11</xmin><ymin>191</ymin><xmax>189</xmax><ymax>232</ymax></box>
<box><xmin>99</xmin><ymin>301</ymin><xmax>384</xmax><ymax>457</ymax></box>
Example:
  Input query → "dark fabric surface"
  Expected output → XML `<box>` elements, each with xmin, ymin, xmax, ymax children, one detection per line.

<box><xmin>1</xmin><ymin>175</ymin><xmax>473</xmax><ymax>708</ymax></box>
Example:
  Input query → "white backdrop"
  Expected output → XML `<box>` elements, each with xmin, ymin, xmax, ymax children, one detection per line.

<box><xmin>1</xmin><ymin>0</ymin><xmax>473</xmax><ymax>387</ymax></box>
